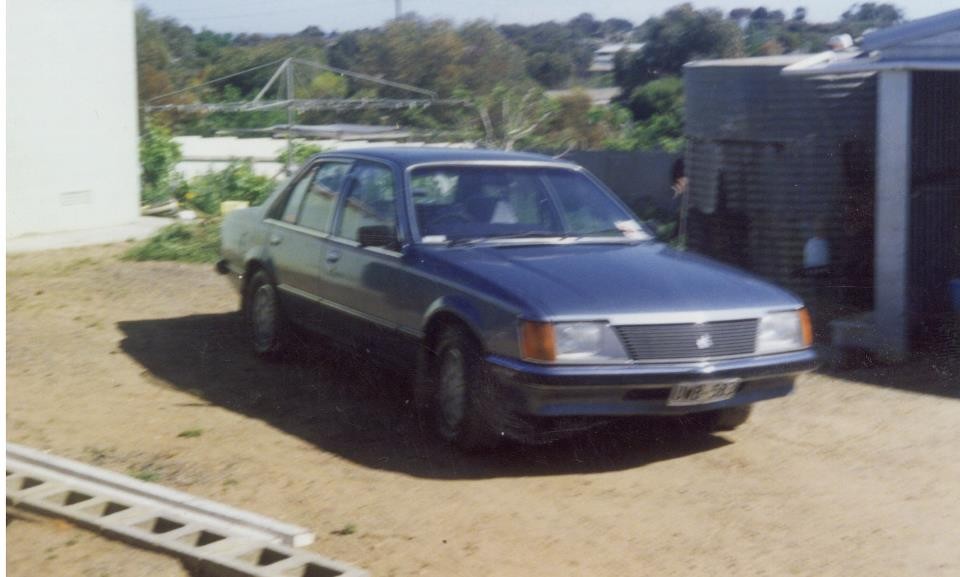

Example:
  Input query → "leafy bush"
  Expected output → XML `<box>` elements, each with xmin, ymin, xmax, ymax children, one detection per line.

<box><xmin>626</xmin><ymin>77</ymin><xmax>685</xmax><ymax>152</ymax></box>
<box><xmin>276</xmin><ymin>142</ymin><xmax>329</xmax><ymax>169</ymax></box>
<box><xmin>123</xmin><ymin>219</ymin><xmax>222</xmax><ymax>263</ymax></box>
<box><xmin>184</xmin><ymin>161</ymin><xmax>275</xmax><ymax>215</ymax></box>
<box><xmin>139</xmin><ymin>120</ymin><xmax>183</xmax><ymax>205</ymax></box>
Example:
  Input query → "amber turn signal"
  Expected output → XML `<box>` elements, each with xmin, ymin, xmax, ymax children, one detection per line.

<box><xmin>521</xmin><ymin>321</ymin><xmax>556</xmax><ymax>362</ymax></box>
<box><xmin>799</xmin><ymin>308</ymin><xmax>814</xmax><ymax>347</ymax></box>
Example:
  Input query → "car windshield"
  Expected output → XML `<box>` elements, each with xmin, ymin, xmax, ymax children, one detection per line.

<box><xmin>410</xmin><ymin>165</ymin><xmax>651</xmax><ymax>243</ymax></box>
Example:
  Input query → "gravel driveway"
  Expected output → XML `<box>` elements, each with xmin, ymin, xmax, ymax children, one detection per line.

<box><xmin>7</xmin><ymin>244</ymin><xmax>959</xmax><ymax>577</ymax></box>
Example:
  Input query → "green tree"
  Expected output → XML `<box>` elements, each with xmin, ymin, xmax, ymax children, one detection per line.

<box><xmin>526</xmin><ymin>52</ymin><xmax>574</xmax><ymax>88</ymax></box>
<box><xmin>842</xmin><ymin>3</ymin><xmax>903</xmax><ymax>26</ymax></box>
<box><xmin>306</xmin><ymin>71</ymin><xmax>349</xmax><ymax>98</ymax></box>
<box><xmin>628</xmin><ymin>76</ymin><xmax>683</xmax><ymax>121</ymax></box>
<box><xmin>475</xmin><ymin>85</ymin><xmax>554</xmax><ymax>150</ymax></box>
<box><xmin>601</xmin><ymin>18</ymin><xmax>634</xmax><ymax>40</ymax></box>
<box><xmin>568</xmin><ymin>13</ymin><xmax>602</xmax><ymax>38</ymax></box>
<box><xmin>499</xmin><ymin>21</ymin><xmax>594</xmax><ymax>83</ymax></box>
<box><xmin>626</xmin><ymin>76</ymin><xmax>684</xmax><ymax>152</ymax></box>
<box><xmin>615</xmin><ymin>4</ymin><xmax>743</xmax><ymax>96</ymax></box>
<box><xmin>531</xmin><ymin>91</ymin><xmax>633</xmax><ymax>151</ymax></box>
<box><xmin>457</xmin><ymin>21</ymin><xmax>530</xmax><ymax>94</ymax></box>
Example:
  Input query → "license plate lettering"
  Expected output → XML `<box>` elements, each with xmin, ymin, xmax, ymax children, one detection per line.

<box><xmin>668</xmin><ymin>380</ymin><xmax>740</xmax><ymax>406</ymax></box>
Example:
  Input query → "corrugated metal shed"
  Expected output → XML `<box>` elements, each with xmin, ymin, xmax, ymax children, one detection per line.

<box><xmin>910</xmin><ymin>71</ymin><xmax>960</xmax><ymax>335</ymax></box>
<box><xmin>683</xmin><ymin>57</ymin><xmax>877</xmax><ymax>326</ymax></box>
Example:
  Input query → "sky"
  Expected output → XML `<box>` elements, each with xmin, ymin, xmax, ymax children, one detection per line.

<box><xmin>138</xmin><ymin>0</ymin><xmax>955</xmax><ymax>35</ymax></box>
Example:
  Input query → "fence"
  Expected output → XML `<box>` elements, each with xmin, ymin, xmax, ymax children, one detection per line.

<box><xmin>560</xmin><ymin>150</ymin><xmax>682</xmax><ymax>218</ymax></box>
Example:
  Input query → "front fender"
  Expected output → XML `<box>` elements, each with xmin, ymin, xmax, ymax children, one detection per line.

<box><xmin>421</xmin><ymin>294</ymin><xmax>521</xmax><ymax>358</ymax></box>
<box><xmin>422</xmin><ymin>295</ymin><xmax>486</xmax><ymax>339</ymax></box>
<box><xmin>243</xmin><ymin>245</ymin><xmax>276</xmax><ymax>281</ymax></box>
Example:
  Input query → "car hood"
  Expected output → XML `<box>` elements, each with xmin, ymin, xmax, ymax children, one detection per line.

<box><xmin>419</xmin><ymin>242</ymin><xmax>801</xmax><ymax>319</ymax></box>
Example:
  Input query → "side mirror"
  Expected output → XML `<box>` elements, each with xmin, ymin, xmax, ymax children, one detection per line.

<box><xmin>357</xmin><ymin>224</ymin><xmax>397</xmax><ymax>249</ymax></box>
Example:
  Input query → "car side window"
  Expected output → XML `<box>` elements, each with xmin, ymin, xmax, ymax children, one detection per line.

<box><xmin>279</xmin><ymin>167</ymin><xmax>317</xmax><ymax>224</ymax></box>
<box><xmin>335</xmin><ymin>163</ymin><xmax>398</xmax><ymax>244</ymax></box>
<box><xmin>297</xmin><ymin>162</ymin><xmax>351</xmax><ymax>232</ymax></box>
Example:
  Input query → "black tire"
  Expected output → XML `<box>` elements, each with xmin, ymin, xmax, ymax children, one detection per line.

<box><xmin>244</xmin><ymin>270</ymin><xmax>287</xmax><ymax>360</ymax></box>
<box><xmin>683</xmin><ymin>405</ymin><xmax>753</xmax><ymax>433</ymax></box>
<box><xmin>429</xmin><ymin>325</ymin><xmax>502</xmax><ymax>451</ymax></box>
<box><xmin>712</xmin><ymin>405</ymin><xmax>753</xmax><ymax>431</ymax></box>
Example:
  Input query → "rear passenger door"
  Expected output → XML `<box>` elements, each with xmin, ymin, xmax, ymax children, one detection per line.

<box><xmin>320</xmin><ymin>161</ymin><xmax>416</xmax><ymax>356</ymax></box>
<box><xmin>264</xmin><ymin>160</ymin><xmax>351</xmax><ymax>331</ymax></box>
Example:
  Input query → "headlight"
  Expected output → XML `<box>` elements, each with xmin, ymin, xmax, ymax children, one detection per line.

<box><xmin>756</xmin><ymin>309</ymin><xmax>813</xmax><ymax>354</ymax></box>
<box><xmin>521</xmin><ymin>321</ymin><xmax>628</xmax><ymax>363</ymax></box>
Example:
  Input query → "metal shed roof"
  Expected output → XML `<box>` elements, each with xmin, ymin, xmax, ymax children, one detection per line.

<box><xmin>861</xmin><ymin>8</ymin><xmax>960</xmax><ymax>51</ymax></box>
<box><xmin>783</xmin><ymin>9</ymin><xmax>960</xmax><ymax>75</ymax></box>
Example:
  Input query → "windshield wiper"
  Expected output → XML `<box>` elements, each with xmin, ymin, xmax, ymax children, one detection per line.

<box><xmin>487</xmin><ymin>231</ymin><xmax>563</xmax><ymax>240</ymax></box>
<box><xmin>446</xmin><ymin>228</ymin><xmax>648</xmax><ymax>247</ymax></box>
<box><xmin>447</xmin><ymin>231</ymin><xmax>561</xmax><ymax>246</ymax></box>
<box><xmin>446</xmin><ymin>237</ymin><xmax>487</xmax><ymax>247</ymax></box>
<box><xmin>570</xmin><ymin>227</ymin><xmax>653</xmax><ymax>241</ymax></box>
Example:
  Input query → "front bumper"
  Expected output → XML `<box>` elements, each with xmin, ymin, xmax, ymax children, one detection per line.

<box><xmin>486</xmin><ymin>348</ymin><xmax>819</xmax><ymax>417</ymax></box>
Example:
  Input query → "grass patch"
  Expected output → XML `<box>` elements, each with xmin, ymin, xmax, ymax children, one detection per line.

<box><xmin>123</xmin><ymin>219</ymin><xmax>221</xmax><ymax>264</ymax></box>
<box><xmin>177</xmin><ymin>428</ymin><xmax>204</xmax><ymax>439</ymax></box>
<box><xmin>331</xmin><ymin>523</ymin><xmax>357</xmax><ymax>536</ymax></box>
<box><xmin>83</xmin><ymin>446</ymin><xmax>114</xmax><ymax>465</ymax></box>
<box><xmin>128</xmin><ymin>465</ymin><xmax>162</xmax><ymax>483</ymax></box>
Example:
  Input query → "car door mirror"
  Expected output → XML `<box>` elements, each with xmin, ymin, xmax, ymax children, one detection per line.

<box><xmin>357</xmin><ymin>224</ymin><xmax>397</xmax><ymax>248</ymax></box>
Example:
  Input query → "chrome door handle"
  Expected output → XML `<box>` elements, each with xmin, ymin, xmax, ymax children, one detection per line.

<box><xmin>326</xmin><ymin>250</ymin><xmax>341</xmax><ymax>264</ymax></box>
<box><xmin>269</xmin><ymin>234</ymin><xmax>282</xmax><ymax>246</ymax></box>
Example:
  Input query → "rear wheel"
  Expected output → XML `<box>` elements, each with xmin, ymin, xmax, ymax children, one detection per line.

<box><xmin>245</xmin><ymin>271</ymin><xmax>287</xmax><ymax>359</ymax></box>
<box><xmin>430</xmin><ymin>326</ymin><xmax>502</xmax><ymax>451</ymax></box>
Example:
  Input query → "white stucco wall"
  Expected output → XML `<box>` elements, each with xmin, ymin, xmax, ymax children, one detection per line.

<box><xmin>7</xmin><ymin>0</ymin><xmax>140</xmax><ymax>238</ymax></box>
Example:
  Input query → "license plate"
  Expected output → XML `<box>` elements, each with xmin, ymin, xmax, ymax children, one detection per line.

<box><xmin>668</xmin><ymin>379</ymin><xmax>740</xmax><ymax>406</ymax></box>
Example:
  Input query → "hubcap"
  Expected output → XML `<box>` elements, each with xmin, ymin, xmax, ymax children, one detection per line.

<box><xmin>438</xmin><ymin>348</ymin><xmax>466</xmax><ymax>430</ymax></box>
<box><xmin>252</xmin><ymin>284</ymin><xmax>276</xmax><ymax>350</ymax></box>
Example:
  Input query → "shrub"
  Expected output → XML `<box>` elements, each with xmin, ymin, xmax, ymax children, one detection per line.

<box><xmin>140</xmin><ymin>120</ymin><xmax>182</xmax><ymax>205</ymax></box>
<box><xmin>276</xmin><ymin>142</ymin><xmax>329</xmax><ymax>169</ymax></box>
<box><xmin>184</xmin><ymin>161</ymin><xmax>275</xmax><ymax>215</ymax></box>
<box><xmin>123</xmin><ymin>219</ymin><xmax>222</xmax><ymax>263</ymax></box>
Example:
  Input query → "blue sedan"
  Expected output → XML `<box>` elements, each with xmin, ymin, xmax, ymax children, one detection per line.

<box><xmin>218</xmin><ymin>147</ymin><xmax>818</xmax><ymax>449</ymax></box>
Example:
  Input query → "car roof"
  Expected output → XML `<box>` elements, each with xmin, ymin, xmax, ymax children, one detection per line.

<box><xmin>318</xmin><ymin>147</ymin><xmax>575</xmax><ymax>169</ymax></box>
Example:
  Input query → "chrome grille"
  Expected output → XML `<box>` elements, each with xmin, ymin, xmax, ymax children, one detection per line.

<box><xmin>614</xmin><ymin>319</ymin><xmax>758</xmax><ymax>362</ymax></box>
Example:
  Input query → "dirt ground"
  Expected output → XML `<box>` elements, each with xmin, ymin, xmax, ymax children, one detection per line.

<box><xmin>5</xmin><ymin>509</ymin><xmax>188</xmax><ymax>577</ymax></box>
<box><xmin>7</xmin><ymin>244</ymin><xmax>960</xmax><ymax>577</ymax></box>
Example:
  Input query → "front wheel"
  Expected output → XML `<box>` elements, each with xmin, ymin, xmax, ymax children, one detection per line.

<box><xmin>245</xmin><ymin>271</ymin><xmax>287</xmax><ymax>359</ymax></box>
<box><xmin>431</xmin><ymin>326</ymin><xmax>502</xmax><ymax>451</ymax></box>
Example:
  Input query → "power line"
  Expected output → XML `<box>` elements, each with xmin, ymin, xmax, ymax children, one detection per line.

<box><xmin>143</xmin><ymin>55</ymin><xmax>474</xmax><ymax>174</ymax></box>
<box><xmin>144</xmin><ymin>98</ymin><xmax>469</xmax><ymax>113</ymax></box>
<box><xmin>149</xmin><ymin>55</ymin><xmax>437</xmax><ymax>104</ymax></box>
<box><xmin>147</xmin><ymin>57</ymin><xmax>292</xmax><ymax>102</ymax></box>
<box><xmin>292</xmin><ymin>58</ymin><xmax>437</xmax><ymax>98</ymax></box>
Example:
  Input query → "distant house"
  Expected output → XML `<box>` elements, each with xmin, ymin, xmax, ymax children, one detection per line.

<box><xmin>590</xmin><ymin>43</ymin><xmax>646</xmax><ymax>73</ymax></box>
<box><xmin>7</xmin><ymin>0</ymin><xmax>140</xmax><ymax>239</ymax></box>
